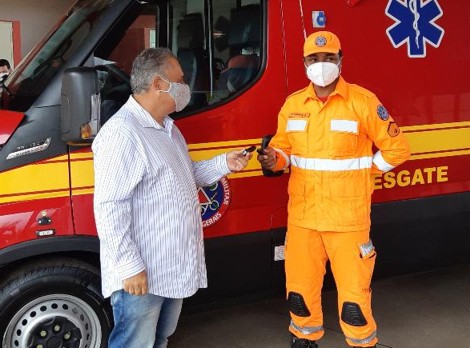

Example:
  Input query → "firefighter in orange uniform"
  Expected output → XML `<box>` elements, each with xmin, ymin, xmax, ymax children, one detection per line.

<box><xmin>257</xmin><ymin>31</ymin><xmax>410</xmax><ymax>348</ymax></box>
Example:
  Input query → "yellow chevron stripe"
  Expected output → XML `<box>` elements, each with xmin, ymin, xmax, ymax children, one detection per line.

<box><xmin>72</xmin><ymin>187</ymin><xmax>94</xmax><ymax>195</ymax></box>
<box><xmin>401</xmin><ymin>121</ymin><xmax>470</xmax><ymax>131</ymax></box>
<box><xmin>403</xmin><ymin>124</ymin><xmax>470</xmax><ymax>156</ymax></box>
<box><xmin>42</xmin><ymin>154</ymin><xmax>69</xmax><ymax>163</ymax></box>
<box><xmin>1</xmin><ymin>121</ymin><xmax>469</xmax><ymax>203</ymax></box>
<box><xmin>64</xmin><ymin>120</ymin><xmax>470</xmax><ymax>196</ymax></box>
<box><xmin>70</xmin><ymin>152</ymin><xmax>93</xmax><ymax>160</ymax></box>
<box><xmin>410</xmin><ymin>149</ymin><xmax>470</xmax><ymax>160</ymax></box>
<box><xmin>1</xmin><ymin>190</ymin><xmax>70</xmax><ymax>204</ymax></box>
<box><xmin>70</xmin><ymin>155</ymin><xmax>94</xmax><ymax>189</ymax></box>
<box><xmin>187</xmin><ymin>138</ymin><xmax>259</xmax><ymax>150</ymax></box>
<box><xmin>0</xmin><ymin>159</ymin><xmax>70</xmax><ymax>204</ymax></box>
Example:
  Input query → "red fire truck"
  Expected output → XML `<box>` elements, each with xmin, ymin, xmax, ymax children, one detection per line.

<box><xmin>0</xmin><ymin>0</ymin><xmax>468</xmax><ymax>346</ymax></box>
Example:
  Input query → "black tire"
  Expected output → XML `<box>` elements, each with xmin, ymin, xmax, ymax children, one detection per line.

<box><xmin>0</xmin><ymin>258</ymin><xmax>113</xmax><ymax>348</ymax></box>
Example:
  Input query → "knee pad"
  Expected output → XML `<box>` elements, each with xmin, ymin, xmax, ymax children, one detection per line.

<box><xmin>341</xmin><ymin>302</ymin><xmax>367</xmax><ymax>326</ymax></box>
<box><xmin>288</xmin><ymin>292</ymin><xmax>311</xmax><ymax>317</ymax></box>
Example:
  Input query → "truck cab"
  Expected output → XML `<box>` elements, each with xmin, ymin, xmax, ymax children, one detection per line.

<box><xmin>0</xmin><ymin>0</ymin><xmax>469</xmax><ymax>347</ymax></box>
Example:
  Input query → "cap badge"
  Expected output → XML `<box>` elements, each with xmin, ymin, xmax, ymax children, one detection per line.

<box><xmin>315</xmin><ymin>36</ymin><xmax>327</xmax><ymax>47</ymax></box>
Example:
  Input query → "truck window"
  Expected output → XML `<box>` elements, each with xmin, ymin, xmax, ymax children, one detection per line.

<box><xmin>3</xmin><ymin>0</ymin><xmax>115</xmax><ymax>112</ymax></box>
<box><xmin>211</xmin><ymin>1</ymin><xmax>262</xmax><ymax>104</ymax></box>
<box><xmin>92</xmin><ymin>0</ymin><xmax>263</xmax><ymax>123</ymax></box>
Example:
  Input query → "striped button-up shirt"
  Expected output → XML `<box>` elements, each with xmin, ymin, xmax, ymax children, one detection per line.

<box><xmin>92</xmin><ymin>96</ymin><xmax>231</xmax><ymax>299</ymax></box>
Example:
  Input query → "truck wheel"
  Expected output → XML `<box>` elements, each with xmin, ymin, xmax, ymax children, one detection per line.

<box><xmin>0</xmin><ymin>259</ymin><xmax>113</xmax><ymax>348</ymax></box>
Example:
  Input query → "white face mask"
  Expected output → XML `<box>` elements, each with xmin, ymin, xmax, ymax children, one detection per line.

<box><xmin>305</xmin><ymin>61</ymin><xmax>340</xmax><ymax>87</ymax></box>
<box><xmin>0</xmin><ymin>72</ymin><xmax>9</xmax><ymax>83</ymax></box>
<box><xmin>161</xmin><ymin>78</ymin><xmax>191</xmax><ymax>112</ymax></box>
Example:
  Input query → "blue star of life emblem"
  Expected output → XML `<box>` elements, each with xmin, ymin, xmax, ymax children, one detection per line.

<box><xmin>385</xmin><ymin>0</ymin><xmax>444</xmax><ymax>58</ymax></box>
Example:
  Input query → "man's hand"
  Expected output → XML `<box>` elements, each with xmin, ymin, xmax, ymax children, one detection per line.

<box><xmin>123</xmin><ymin>270</ymin><xmax>148</xmax><ymax>296</ymax></box>
<box><xmin>257</xmin><ymin>146</ymin><xmax>277</xmax><ymax>170</ymax></box>
<box><xmin>226</xmin><ymin>150</ymin><xmax>253</xmax><ymax>172</ymax></box>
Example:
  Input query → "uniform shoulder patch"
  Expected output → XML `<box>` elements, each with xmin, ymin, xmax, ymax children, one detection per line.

<box><xmin>387</xmin><ymin>121</ymin><xmax>400</xmax><ymax>137</ymax></box>
<box><xmin>377</xmin><ymin>105</ymin><xmax>390</xmax><ymax>121</ymax></box>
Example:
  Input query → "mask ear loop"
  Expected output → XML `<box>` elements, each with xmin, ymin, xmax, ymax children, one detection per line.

<box><xmin>304</xmin><ymin>61</ymin><xmax>315</xmax><ymax>82</ymax></box>
<box><xmin>158</xmin><ymin>76</ymin><xmax>172</xmax><ymax>93</ymax></box>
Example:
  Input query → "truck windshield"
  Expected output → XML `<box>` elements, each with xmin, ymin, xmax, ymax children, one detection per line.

<box><xmin>3</xmin><ymin>0</ymin><xmax>115</xmax><ymax>112</ymax></box>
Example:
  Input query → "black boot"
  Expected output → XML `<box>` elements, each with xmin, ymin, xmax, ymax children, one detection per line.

<box><xmin>291</xmin><ymin>335</ymin><xmax>319</xmax><ymax>348</ymax></box>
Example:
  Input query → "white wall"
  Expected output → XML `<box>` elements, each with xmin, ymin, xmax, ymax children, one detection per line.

<box><xmin>0</xmin><ymin>0</ymin><xmax>75</xmax><ymax>60</ymax></box>
<box><xmin>0</xmin><ymin>21</ymin><xmax>14</xmax><ymax>66</ymax></box>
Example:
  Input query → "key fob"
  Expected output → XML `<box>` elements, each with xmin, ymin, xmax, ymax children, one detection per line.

<box><xmin>242</xmin><ymin>145</ymin><xmax>257</xmax><ymax>155</ymax></box>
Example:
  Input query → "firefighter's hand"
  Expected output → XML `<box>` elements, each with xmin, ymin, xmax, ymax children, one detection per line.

<box><xmin>123</xmin><ymin>270</ymin><xmax>148</xmax><ymax>296</ymax></box>
<box><xmin>226</xmin><ymin>150</ymin><xmax>252</xmax><ymax>172</ymax></box>
<box><xmin>257</xmin><ymin>146</ymin><xmax>277</xmax><ymax>170</ymax></box>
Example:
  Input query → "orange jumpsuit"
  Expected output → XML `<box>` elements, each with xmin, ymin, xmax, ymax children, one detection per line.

<box><xmin>270</xmin><ymin>77</ymin><xmax>410</xmax><ymax>347</ymax></box>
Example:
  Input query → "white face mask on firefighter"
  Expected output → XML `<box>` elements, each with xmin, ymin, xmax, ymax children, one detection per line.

<box><xmin>305</xmin><ymin>61</ymin><xmax>341</xmax><ymax>87</ymax></box>
<box><xmin>160</xmin><ymin>77</ymin><xmax>191</xmax><ymax>112</ymax></box>
<box><xmin>0</xmin><ymin>72</ymin><xmax>9</xmax><ymax>82</ymax></box>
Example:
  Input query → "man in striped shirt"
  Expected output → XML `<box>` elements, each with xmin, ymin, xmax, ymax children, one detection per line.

<box><xmin>93</xmin><ymin>48</ymin><xmax>252</xmax><ymax>348</ymax></box>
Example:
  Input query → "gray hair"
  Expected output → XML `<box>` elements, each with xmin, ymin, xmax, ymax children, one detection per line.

<box><xmin>130</xmin><ymin>48</ymin><xmax>176</xmax><ymax>94</ymax></box>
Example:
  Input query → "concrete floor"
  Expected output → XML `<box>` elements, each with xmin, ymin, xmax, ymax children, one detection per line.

<box><xmin>170</xmin><ymin>263</ymin><xmax>470</xmax><ymax>348</ymax></box>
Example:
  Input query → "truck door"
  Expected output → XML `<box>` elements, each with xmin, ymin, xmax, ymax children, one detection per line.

<box><xmin>71</xmin><ymin>0</ymin><xmax>292</xmax><ymax>300</ymax></box>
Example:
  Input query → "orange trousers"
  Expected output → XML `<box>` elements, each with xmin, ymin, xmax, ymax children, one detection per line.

<box><xmin>285</xmin><ymin>223</ymin><xmax>378</xmax><ymax>347</ymax></box>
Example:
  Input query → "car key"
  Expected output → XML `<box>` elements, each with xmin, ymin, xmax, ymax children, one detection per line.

<box><xmin>242</xmin><ymin>145</ymin><xmax>257</xmax><ymax>156</ymax></box>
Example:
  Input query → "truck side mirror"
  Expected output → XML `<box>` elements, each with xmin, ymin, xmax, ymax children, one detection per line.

<box><xmin>61</xmin><ymin>67</ymin><xmax>101</xmax><ymax>145</ymax></box>
<box><xmin>261</xmin><ymin>134</ymin><xmax>284</xmax><ymax>177</ymax></box>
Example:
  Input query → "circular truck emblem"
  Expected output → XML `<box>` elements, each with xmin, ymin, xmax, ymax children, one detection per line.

<box><xmin>199</xmin><ymin>177</ymin><xmax>231</xmax><ymax>228</ymax></box>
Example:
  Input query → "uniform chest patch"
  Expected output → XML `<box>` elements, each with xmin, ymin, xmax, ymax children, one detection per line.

<box><xmin>199</xmin><ymin>177</ymin><xmax>231</xmax><ymax>228</ymax></box>
<box><xmin>377</xmin><ymin>105</ymin><xmax>390</xmax><ymax>121</ymax></box>
<box><xmin>289</xmin><ymin>113</ymin><xmax>310</xmax><ymax>118</ymax></box>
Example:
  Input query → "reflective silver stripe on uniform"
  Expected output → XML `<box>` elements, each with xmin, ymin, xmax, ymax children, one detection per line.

<box><xmin>286</xmin><ymin>119</ymin><xmax>308</xmax><ymax>131</ymax></box>
<box><xmin>330</xmin><ymin>119</ymin><xmax>358</xmax><ymax>133</ymax></box>
<box><xmin>290</xmin><ymin>320</ymin><xmax>323</xmax><ymax>335</ymax></box>
<box><xmin>273</xmin><ymin>147</ymin><xmax>290</xmax><ymax>170</ymax></box>
<box><xmin>359</xmin><ymin>240</ymin><xmax>375</xmax><ymax>258</ymax></box>
<box><xmin>290</xmin><ymin>155</ymin><xmax>372</xmax><ymax>171</ymax></box>
<box><xmin>346</xmin><ymin>330</ymin><xmax>377</xmax><ymax>345</ymax></box>
<box><xmin>372</xmin><ymin>150</ymin><xmax>395</xmax><ymax>172</ymax></box>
